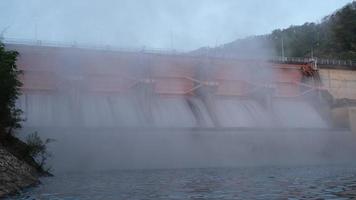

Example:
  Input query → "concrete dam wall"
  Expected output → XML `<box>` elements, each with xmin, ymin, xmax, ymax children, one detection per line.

<box><xmin>319</xmin><ymin>68</ymin><xmax>356</xmax><ymax>100</ymax></box>
<box><xmin>7</xmin><ymin>43</ymin><xmax>328</xmax><ymax>129</ymax></box>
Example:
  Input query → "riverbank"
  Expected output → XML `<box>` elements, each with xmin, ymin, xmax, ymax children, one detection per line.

<box><xmin>0</xmin><ymin>145</ymin><xmax>39</xmax><ymax>198</ymax></box>
<box><xmin>0</xmin><ymin>133</ymin><xmax>53</xmax><ymax>198</ymax></box>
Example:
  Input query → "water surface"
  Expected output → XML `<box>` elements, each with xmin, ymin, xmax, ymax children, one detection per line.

<box><xmin>9</xmin><ymin>165</ymin><xmax>356</xmax><ymax>200</ymax></box>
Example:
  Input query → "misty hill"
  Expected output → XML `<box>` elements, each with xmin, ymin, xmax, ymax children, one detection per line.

<box><xmin>192</xmin><ymin>2</ymin><xmax>356</xmax><ymax>60</ymax></box>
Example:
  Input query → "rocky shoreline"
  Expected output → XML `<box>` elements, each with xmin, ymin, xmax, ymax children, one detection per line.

<box><xmin>0</xmin><ymin>146</ymin><xmax>39</xmax><ymax>198</ymax></box>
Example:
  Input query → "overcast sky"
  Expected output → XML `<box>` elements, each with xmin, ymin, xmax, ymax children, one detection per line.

<box><xmin>0</xmin><ymin>0</ymin><xmax>353</xmax><ymax>50</ymax></box>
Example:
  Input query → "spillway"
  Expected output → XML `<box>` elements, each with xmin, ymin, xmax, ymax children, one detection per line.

<box><xmin>7</xmin><ymin>43</ymin><xmax>329</xmax><ymax>130</ymax></box>
<box><xmin>272</xmin><ymin>99</ymin><xmax>328</xmax><ymax>128</ymax></box>
<box><xmin>213</xmin><ymin>98</ymin><xmax>272</xmax><ymax>128</ymax></box>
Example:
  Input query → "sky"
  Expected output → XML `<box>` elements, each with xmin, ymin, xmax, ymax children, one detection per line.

<box><xmin>0</xmin><ymin>0</ymin><xmax>353</xmax><ymax>51</ymax></box>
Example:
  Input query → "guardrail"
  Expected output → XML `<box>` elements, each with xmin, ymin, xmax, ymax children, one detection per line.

<box><xmin>271</xmin><ymin>57</ymin><xmax>356</xmax><ymax>67</ymax></box>
<box><xmin>2</xmin><ymin>37</ymin><xmax>185</xmax><ymax>56</ymax></box>
<box><xmin>3</xmin><ymin>38</ymin><xmax>356</xmax><ymax>67</ymax></box>
<box><xmin>317</xmin><ymin>58</ymin><xmax>356</xmax><ymax>66</ymax></box>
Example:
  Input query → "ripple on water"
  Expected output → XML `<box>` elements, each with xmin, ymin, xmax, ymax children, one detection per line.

<box><xmin>7</xmin><ymin>165</ymin><xmax>356</xmax><ymax>200</ymax></box>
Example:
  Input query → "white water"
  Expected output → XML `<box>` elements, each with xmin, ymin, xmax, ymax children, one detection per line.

<box><xmin>18</xmin><ymin>94</ymin><xmax>328</xmax><ymax>128</ymax></box>
<box><xmin>272</xmin><ymin>99</ymin><xmax>328</xmax><ymax>128</ymax></box>
<box><xmin>188</xmin><ymin>97</ymin><xmax>214</xmax><ymax>127</ymax></box>
<box><xmin>214</xmin><ymin>98</ymin><xmax>273</xmax><ymax>128</ymax></box>
<box><xmin>81</xmin><ymin>95</ymin><xmax>142</xmax><ymax>127</ymax></box>
<box><xmin>151</xmin><ymin>96</ymin><xmax>197</xmax><ymax>127</ymax></box>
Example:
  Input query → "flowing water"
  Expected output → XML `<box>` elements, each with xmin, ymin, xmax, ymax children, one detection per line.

<box><xmin>8</xmin><ymin>165</ymin><xmax>356</xmax><ymax>200</ymax></box>
<box><xmin>18</xmin><ymin>94</ymin><xmax>328</xmax><ymax>128</ymax></box>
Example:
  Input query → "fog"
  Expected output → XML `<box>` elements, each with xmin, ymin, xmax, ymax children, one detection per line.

<box><xmin>10</xmin><ymin>42</ymin><xmax>356</xmax><ymax>172</ymax></box>
<box><xmin>0</xmin><ymin>0</ymin><xmax>352</xmax><ymax>50</ymax></box>
<box><xmin>21</xmin><ymin>128</ymin><xmax>356</xmax><ymax>172</ymax></box>
<box><xmin>3</xmin><ymin>0</ymin><xmax>356</xmax><ymax>173</ymax></box>
<box><xmin>11</xmin><ymin>42</ymin><xmax>327</xmax><ymax>129</ymax></box>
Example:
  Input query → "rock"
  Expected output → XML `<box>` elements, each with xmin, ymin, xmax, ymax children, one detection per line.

<box><xmin>0</xmin><ymin>146</ymin><xmax>39</xmax><ymax>198</ymax></box>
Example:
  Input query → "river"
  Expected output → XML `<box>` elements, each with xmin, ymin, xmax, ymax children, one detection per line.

<box><xmin>8</xmin><ymin>165</ymin><xmax>356</xmax><ymax>200</ymax></box>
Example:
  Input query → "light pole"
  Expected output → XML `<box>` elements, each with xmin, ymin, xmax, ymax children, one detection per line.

<box><xmin>281</xmin><ymin>37</ymin><xmax>285</xmax><ymax>61</ymax></box>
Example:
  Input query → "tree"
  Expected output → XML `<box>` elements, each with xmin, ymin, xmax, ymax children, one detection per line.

<box><xmin>0</xmin><ymin>41</ymin><xmax>23</xmax><ymax>137</ymax></box>
<box><xmin>329</xmin><ymin>2</ymin><xmax>356</xmax><ymax>59</ymax></box>
<box><xmin>199</xmin><ymin>2</ymin><xmax>356</xmax><ymax>61</ymax></box>
<box><xmin>270</xmin><ymin>2</ymin><xmax>356</xmax><ymax>59</ymax></box>
<box><xmin>0</xmin><ymin>42</ymin><xmax>53</xmax><ymax>175</ymax></box>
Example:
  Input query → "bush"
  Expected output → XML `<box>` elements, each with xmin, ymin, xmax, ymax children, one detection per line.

<box><xmin>25</xmin><ymin>132</ymin><xmax>55</xmax><ymax>172</ymax></box>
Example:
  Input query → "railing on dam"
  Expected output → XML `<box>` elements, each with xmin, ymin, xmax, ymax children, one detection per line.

<box><xmin>3</xmin><ymin>37</ymin><xmax>356</xmax><ymax>68</ymax></box>
<box><xmin>2</xmin><ymin>37</ymin><xmax>185</xmax><ymax>56</ymax></box>
<box><xmin>271</xmin><ymin>57</ymin><xmax>356</xmax><ymax>68</ymax></box>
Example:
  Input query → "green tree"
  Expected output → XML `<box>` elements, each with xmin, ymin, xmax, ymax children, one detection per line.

<box><xmin>270</xmin><ymin>2</ymin><xmax>356</xmax><ymax>59</ymax></box>
<box><xmin>0</xmin><ymin>41</ymin><xmax>23</xmax><ymax>137</ymax></box>
<box><xmin>0</xmin><ymin>42</ymin><xmax>53</xmax><ymax>175</ymax></box>
<box><xmin>205</xmin><ymin>2</ymin><xmax>356</xmax><ymax>61</ymax></box>
<box><xmin>329</xmin><ymin>2</ymin><xmax>356</xmax><ymax>59</ymax></box>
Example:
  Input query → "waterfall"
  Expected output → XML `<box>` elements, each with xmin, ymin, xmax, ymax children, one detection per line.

<box><xmin>214</xmin><ymin>98</ymin><xmax>272</xmax><ymax>128</ymax></box>
<box><xmin>18</xmin><ymin>94</ymin><xmax>327</xmax><ymax>129</ymax></box>
<box><xmin>272</xmin><ymin>99</ymin><xmax>328</xmax><ymax>128</ymax></box>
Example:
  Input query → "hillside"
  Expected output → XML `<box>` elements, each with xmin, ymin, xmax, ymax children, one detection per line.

<box><xmin>193</xmin><ymin>2</ymin><xmax>356</xmax><ymax>60</ymax></box>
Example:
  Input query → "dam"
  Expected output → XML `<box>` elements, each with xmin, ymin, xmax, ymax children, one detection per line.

<box><xmin>4</xmin><ymin>1</ymin><xmax>356</xmax><ymax>199</ymax></box>
<box><xmin>5</xmin><ymin>42</ymin><xmax>333</xmax><ymax>130</ymax></box>
<box><xmin>5</xmin><ymin>44</ymin><xmax>356</xmax><ymax>199</ymax></box>
<box><xmin>5</xmin><ymin>40</ymin><xmax>356</xmax><ymax>171</ymax></box>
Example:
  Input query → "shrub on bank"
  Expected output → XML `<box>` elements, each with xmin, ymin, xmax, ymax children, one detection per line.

<box><xmin>0</xmin><ymin>41</ymin><xmax>53</xmax><ymax>175</ymax></box>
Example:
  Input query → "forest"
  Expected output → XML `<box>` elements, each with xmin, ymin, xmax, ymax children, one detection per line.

<box><xmin>199</xmin><ymin>2</ymin><xmax>356</xmax><ymax>60</ymax></box>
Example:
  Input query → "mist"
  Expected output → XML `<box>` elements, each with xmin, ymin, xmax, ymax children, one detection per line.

<box><xmin>3</xmin><ymin>1</ymin><xmax>356</xmax><ymax>200</ymax></box>
<box><xmin>1</xmin><ymin>0</ymin><xmax>355</xmax><ymax>174</ymax></box>
<box><xmin>0</xmin><ymin>0</ymin><xmax>352</xmax><ymax>50</ymax></box>
<box><xmin>8</xmin><ymin>41</ymin><xmax>355</xmax><ymax>173</ymax></box>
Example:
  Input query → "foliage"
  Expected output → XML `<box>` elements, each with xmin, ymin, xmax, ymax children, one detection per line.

<box><xmin>270</xmin><ymin>2</ymin><xmax>356</xmax><ymax>59</ymax></box>
<box><xmin>0</xmin><ymin>41</ymin><xmax>22</xmax><ymax>136</ymax></box>
<box><xmin>207</xmin><ymin>2</ymin><xmax>356</xmax><ymax>60</ymax></box>
<box><xmin>0</xmin><ymin>40</ymin><xmax>53</xmax><ymax>175</ymax></box>
<box><xmin>25</xmin><ymin>132</ymin><xmax>55</xmax><ymax>172</ymax></box>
